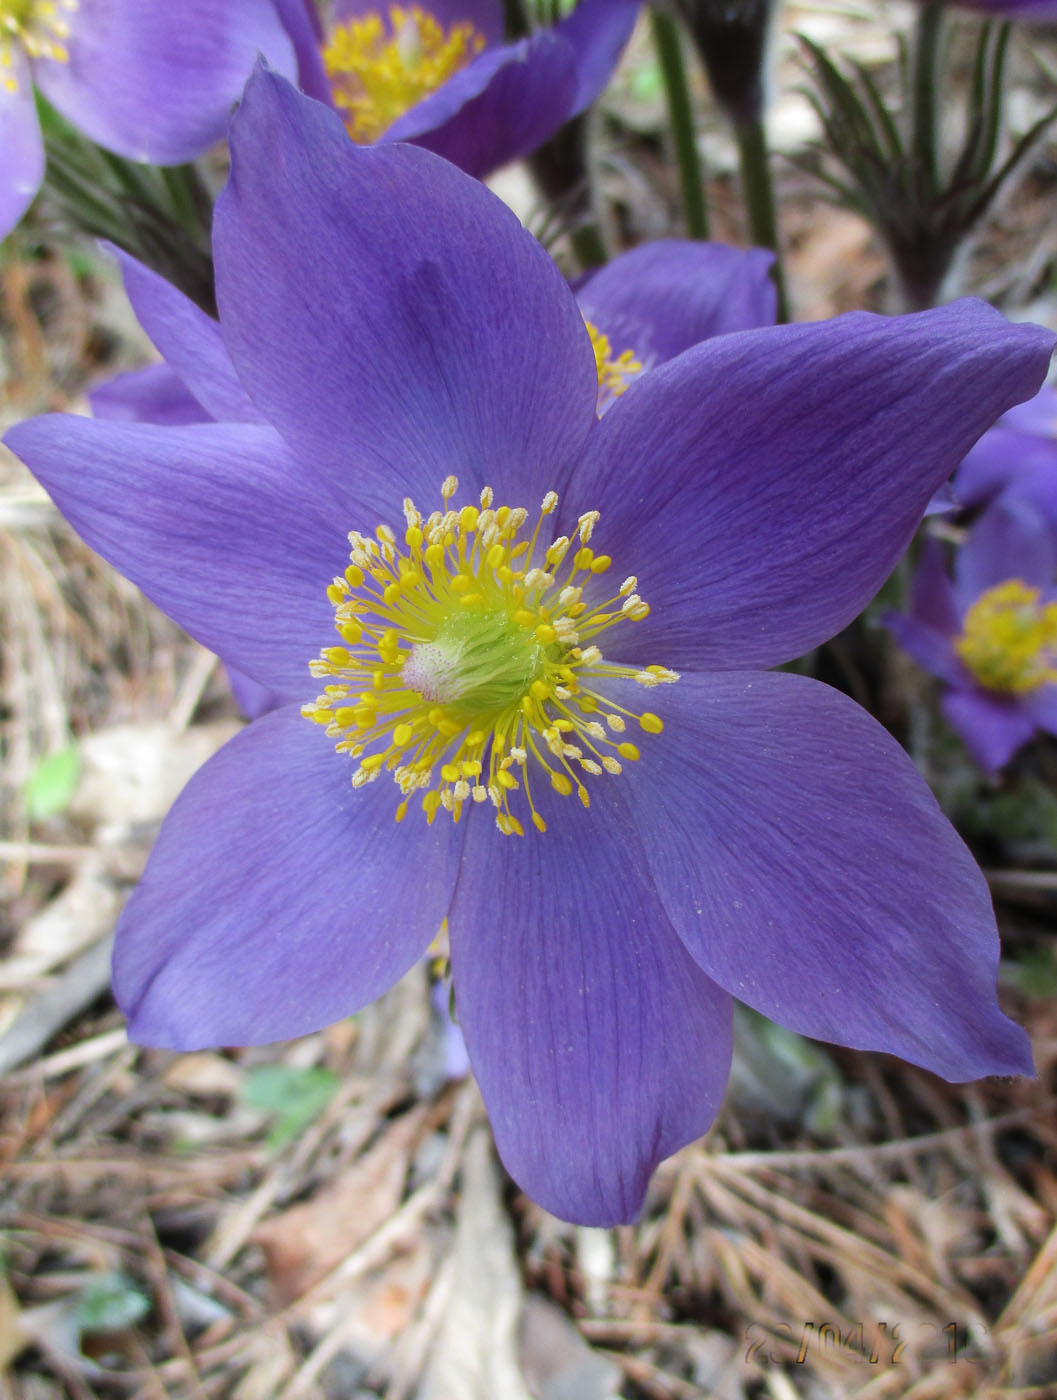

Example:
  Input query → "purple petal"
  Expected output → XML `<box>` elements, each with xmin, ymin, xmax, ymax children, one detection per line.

<box><xmin>883</xmin><ymin>612</ymin><xmax>964</xmax><ymax>686</ymax></box>
<box><xmin>108</xmin><ymin>248</ymin><xmax>264</xmax><ymax>424</ymax></box>
<box><xmin>620</xmin><ymin>670</ymin><xmax>1032</xmax><ymax>1081</ymax></box>
<box><xmin>1001</xmin><ymin>382</ymin><xmax>1057</xmax><ymax>436</ymax></box>
<box><xmin>0</xmin><ymin>60</ymin><xmax>44</xmax><ymax>238</ymax></box>
<box><xmin>3</xmin><ymin>416</ymin><xmax>353</xmax><ymax>698</ymax></box>
<box><xmin>450</xmin><ymin>782</ymin><xmax>732</xmax><ymax>1225</ymax></box>
<box><xmin>225</xmin><ymin>664</ymin><xmax>282</xmax><ymax>720</ymax></box>
<box><xmin>942</xmin><ymin>688</ymin><xmax>1036</xmax><ymax>772</ymax></box>
<box><xmin>89</xmin><ymin>364</ymin><xmax>211</xmax><ymax>426</ymax></box>
<box><xmin>554</xmin><ymin>0</ymin><xmax>642</xmax><ymax>114</ymax></box>
<box><xmin>382</xmin><ymin>35</ymin><xmax>579</xmax><ymax>178</ymax></box>
<box><xmin>34</xmin><ymin>0</ymin><xmax>297</xmax><ymax>163</ymax></box>
<box><xmin>911</xmin><ymin>535</ymin><xmax>961</xmax><ymax>634</ymax></box>
<box><xmin>954</xmin><ymin>426</ymin><xmax>1057</xmax><ymax>511</ymax></box>
<box><xmin>562</xmin><ymin>301</ymin><xmax>1054</xmax><ymax>672</ymax></box>
<box><xmin>333</xmin><ymin>0</ymin><xmax>505</xmax><ymax>46</ymax></box>
<box><xmin>576</xmin><ymin>240</ymin><xmax>777</xmax><ymax>366</ymax></box>
<box><xmin>273</xmin><ymin>0</ymin><xmax>332</xmax><ymax>103</ymax></box>
<box><xmin>955</xmin><ymin>498</ymin><xmax>1056</xmax><ymax>607</ymax></box>
<box><xmin>214</xmin><ymin>68</ymin><xmax>597</xmax><ymax>513</ymax></box>
<box><xmin>1022</xmin><ymin>683</ymin><xmax>1057</xmax><ymax>735</ymax></box>
<box><xmin>114</xmin><ymin>707</ymin><xmax>463</xmax><ymax>1047</ymax></box>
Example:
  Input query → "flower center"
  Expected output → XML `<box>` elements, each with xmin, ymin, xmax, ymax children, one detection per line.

<box><xmin>955</xmin><ymin>579</ymin><xmax>1057</xmax><ymax>694</ymax></box>
<box><xmin>322</xmin><ymin>4</ymin><xmax>487</xmax><ymax>144</ymax></box>
<box><xmin>303</xmin><ymin>477</ymin><xmax>678</xmax><ymax>835</ymax></box>
<box><xmin>0</xmin><ymin>0</ymin><xmax>75</xmax><ymax>91</ymax></box>
<box><xmin>585</xmin><ymin>319</ymin><xmax>644</xmax><ymax>412</ymax></box>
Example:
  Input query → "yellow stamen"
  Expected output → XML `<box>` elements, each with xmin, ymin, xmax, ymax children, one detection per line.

<box><xmin>0</xmin><ymin>0</ymin><xmax>77</xmax><ymax>92</ymax></box>
<box><xmin>323</xmin><ymin>4</ymin><xmax>486</xmax><ymax>144</ymax></box>
<box><xmin>585</xmin><ymin>319</ymin><xmax>644</xmax><ymax>409</ymax></box>
<box><xmin>955</xmin><ymin>578</ymin><xmax>1057</xmax><ymax>694</ymax></box>
<box><xmin>303</xmin><ymin>480</ymin><xmax>680</xmax><ymax>835</ymax></box>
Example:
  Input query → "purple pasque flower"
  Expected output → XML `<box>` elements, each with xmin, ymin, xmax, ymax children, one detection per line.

<box><xmin>278</xmin><ymin>0</ymin><xmax>641</xmax><ymax>178</ymax></box>
<box><xmin>953</xmin><ymin>383</ymin><xmax>1057</xmax><ymax>532</ymax></box>
<box><xmin>90</xmin><ymin>233</ymin><xmax>778</xmax><ymax>429</ymax></box>
<box><xmin>0</xmin><ymin>0</ymin><xmax>297</xmax><ymax>237</ymax></box>
<box><xmin>886</xmin><ymin>500</ymin><xmax>1057</xmax><ymax>772</ymax></box>
<box><xmin>576</xmin><ymin>239</ymin><xmax>777</xmax><ymax>411</ymax></box>
<box><xmin>6</xmin><ymin>69</ymin><xmax>1052</xmax><ymax>1225</ymax></box>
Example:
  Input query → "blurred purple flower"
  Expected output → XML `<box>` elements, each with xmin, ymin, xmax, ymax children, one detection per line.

<box><xmin>953</xmin><ymin>383</ymin><xmax>1057</xmax><ymax>532</ymax></box>
<box><xmin>886</xmin><ymin>501</ymin><xmax>1057</xmax><ymax>772</ymax></box>
<box><xmin>0</xmin><ymin>0</ymin><xmax>296</xmax><ymax>236</ymax></box>
<box><xmin>6</xmin><ymin>69</ymin><xmax>1050</xmax><ymax>1224</ymax></box>
<box><xmin>277</xmin><ymin>0</ymin><xmax>641</xmax><ymax>177</ymax></box>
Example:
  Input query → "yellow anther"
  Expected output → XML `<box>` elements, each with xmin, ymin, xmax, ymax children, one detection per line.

<box><xmin>532</xmin><ymin>812</ymin><xmax>547</xmax><ymax>832</ymax></box>
<box><xmin>955</xmin><ymin>579</ymin><xmax>1057</xmax><ymax>694</ymax></box>
<box><xmin>306</xmin><ymin>478</ymin><xmax>675</xmax><ymax>833</ymax></box>
<box><xmin>584</xmin><ymin>320</ymin><xmax>644</xmax><ymax>405</ymax></box>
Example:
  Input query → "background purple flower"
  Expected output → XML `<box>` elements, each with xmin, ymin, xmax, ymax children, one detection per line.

<box><xmin>6</xmin><ymin>70</ymin><xmax>1050</xmax><ymax>1225</ymax></box>
<box><xmin>0</xmin><ymin>0</ymin><xmax>296</xmax><ymax>237</ymax></box>
<box><xmin>279</xmin><ymin>0</ymin><xmax>641</xmax><ymax>178</ymax></box>
<box><xmin>885</xmin><ymin>500</ymin><xmax>1057</xmax><ymax>771</ymax></box>
<box><xmin>954</xmin><ymin>383</ymin><xmax>1057</xmax><ymax>532</ymax></box>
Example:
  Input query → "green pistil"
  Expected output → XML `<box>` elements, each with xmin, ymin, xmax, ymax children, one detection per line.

<box><xmin>404</xmin><ymin>610</ymin><xmax>544</xmax><ymax>713</ymax></box>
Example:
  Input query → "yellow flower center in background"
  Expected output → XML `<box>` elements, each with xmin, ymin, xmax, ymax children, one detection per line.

<box><xmin>955</xmin><ymin>578</ymin><xmax>1057</xmax><ymax>694</ymax></box>
<box><xmin>323</xmin><ymin>5</ymin><xmax>486</xmax><ymax>144</ymax></box>
<box><xmin>0</xmin><ymin>0</ymin><xmax>76</xmax><ymax>92</ymax></box>
<box><xmin>585</xmin><ymin>319</ymin><xmax>644</xmax><ymax>408</ymax></box>
<box><xmin>304</xmin><ymin>478</ymin><xmax>678</xmax><ymax>835</ymax></box>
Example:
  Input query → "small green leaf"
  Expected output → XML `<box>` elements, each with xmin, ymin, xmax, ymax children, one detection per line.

<box><xmin>24</xmin><ymin>744</ymin><xmax>81</xmax><ymax>821</ymax></box>
<box><xmin>75</xmin><ymin>1274</ymin><xmax>150</xmax><ymax>1335</ymax></box>
<box><xmin>243</xmin><ymin>1065</ymin><xmax>340</xmax><ymax>1149</ymax></box>
<box><xmin>1003</xmin><ymin>946</ymin><xmax>1057</xmax><ymax>1000</ymax></box>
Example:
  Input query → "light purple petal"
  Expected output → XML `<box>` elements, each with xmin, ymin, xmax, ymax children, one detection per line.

<box><xmin>883</xmin><ymin>612</ymin><xmax>964</xmax><ymax>686</ymax></box>
<box><xmin>215</xmin><ymin>68</ymin><xmax>597</xmax><ymax>514</ymax></box>
<box><xmin>34</xmin><ymin>0</ymin><xmax>297</xmax><ymax>163</ymax></box>
<box><xmin>333</xmin><ymin>0</ymin><xmax>505</xmax><ymax>46</ymax></box>
<box><xmin>576</xmin><ymin>240</ymin><xmax>777</xmax><ymax>366</ymax></box>
<box><xmin>89</xmin><ymin>364</ymin><xmax>211</xmax><ymax>426</ymax></box>
<box><xmin>954</xmin><ymin>426</ymin><xmax>1057</xmax><ymax>510</ymax></box>
<box><xmin>0</xmin><ymin>58</ymin><xmax>44</xmax><ymax>238</ymax></box>
<box><xmin>942</xmin><ymin>688</ymin><xmax>1036</xmax><ymax>772</ymax></box>
<box><xmin>108</xmin><ymin>248</ymin><xmax>264</xmax><ymax>424</ymax></box>
<box><xmin>273</xmin><ymin>0</ymin><xmax>331</xmax><ymax>103</ymax></box>
<box><xmin>3</xmin><ymin>416</ymin><xmax>353</xmax><ymax>698</ymax></box>
<box><xmin>620</xmin><ymin>670</ymin><xmax>1032</xmax><ymax>1081</ymax></box>
<box><xmin>114</xmin><ymin>707</ymin><xmax>463</xmax><ymax>1047</ymax></box>
<box><xmin>1001</xmin><ymin>383</ymin><xmax>1057</xmax><ymax>436</ymax></box>
<box><xmin>911</xmin><ymin>535</ymin><xmax>961</xmax><ymax>634</ymax></box>
<box><xmin>225</xmin><ymin>664</ymin><xmax>282</xmax><ymax>720</ymax></box>
<box><xmin>382</xmin><ymin>35</ymin><xmax>579</xmax><ymax>178</ymax></box>
<box><xmin>955</xmin><ymin>498</ymin><xmax>1057</xmax><ymax>608</ymax></box>
<box><xmin>1022</xmin><ymin>684</ymin><xmax>1057</xmax><ymax>735</ymax></box>
<box><xmin>450</xmin><ymin>782</ymin><xmax>732</xmax><ymax>1225</ymax></box>
<box><xmin>554</xmin><ymin>0</ymin><xmax>642</xmax><ymax>114</ymax></box>
<box><xmin>561</xmin><ymin>301</ymin><xmax>1054</xmax><ymax>672</ymax></box>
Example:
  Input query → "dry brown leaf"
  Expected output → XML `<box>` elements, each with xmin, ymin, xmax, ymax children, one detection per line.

<box><xmin>254</xmin><ymin>1107</ymin><xmax>426</xmax><ymax>1304</ymax></box>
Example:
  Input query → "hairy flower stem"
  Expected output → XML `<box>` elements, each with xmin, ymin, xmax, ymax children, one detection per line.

<box><xmin>912</xmin><ymin>1</ymin><xmax>944</xmax><ymax>198</ymax></box>
<box><xmin>735</xmin><ymin>116</ymin><xmax>788</xmax><ymax>322</ymax></box>
<box><xmin>650</xmin><ymin>8</ymin><xmax>709</xmax><ymax>239</ymax></box>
